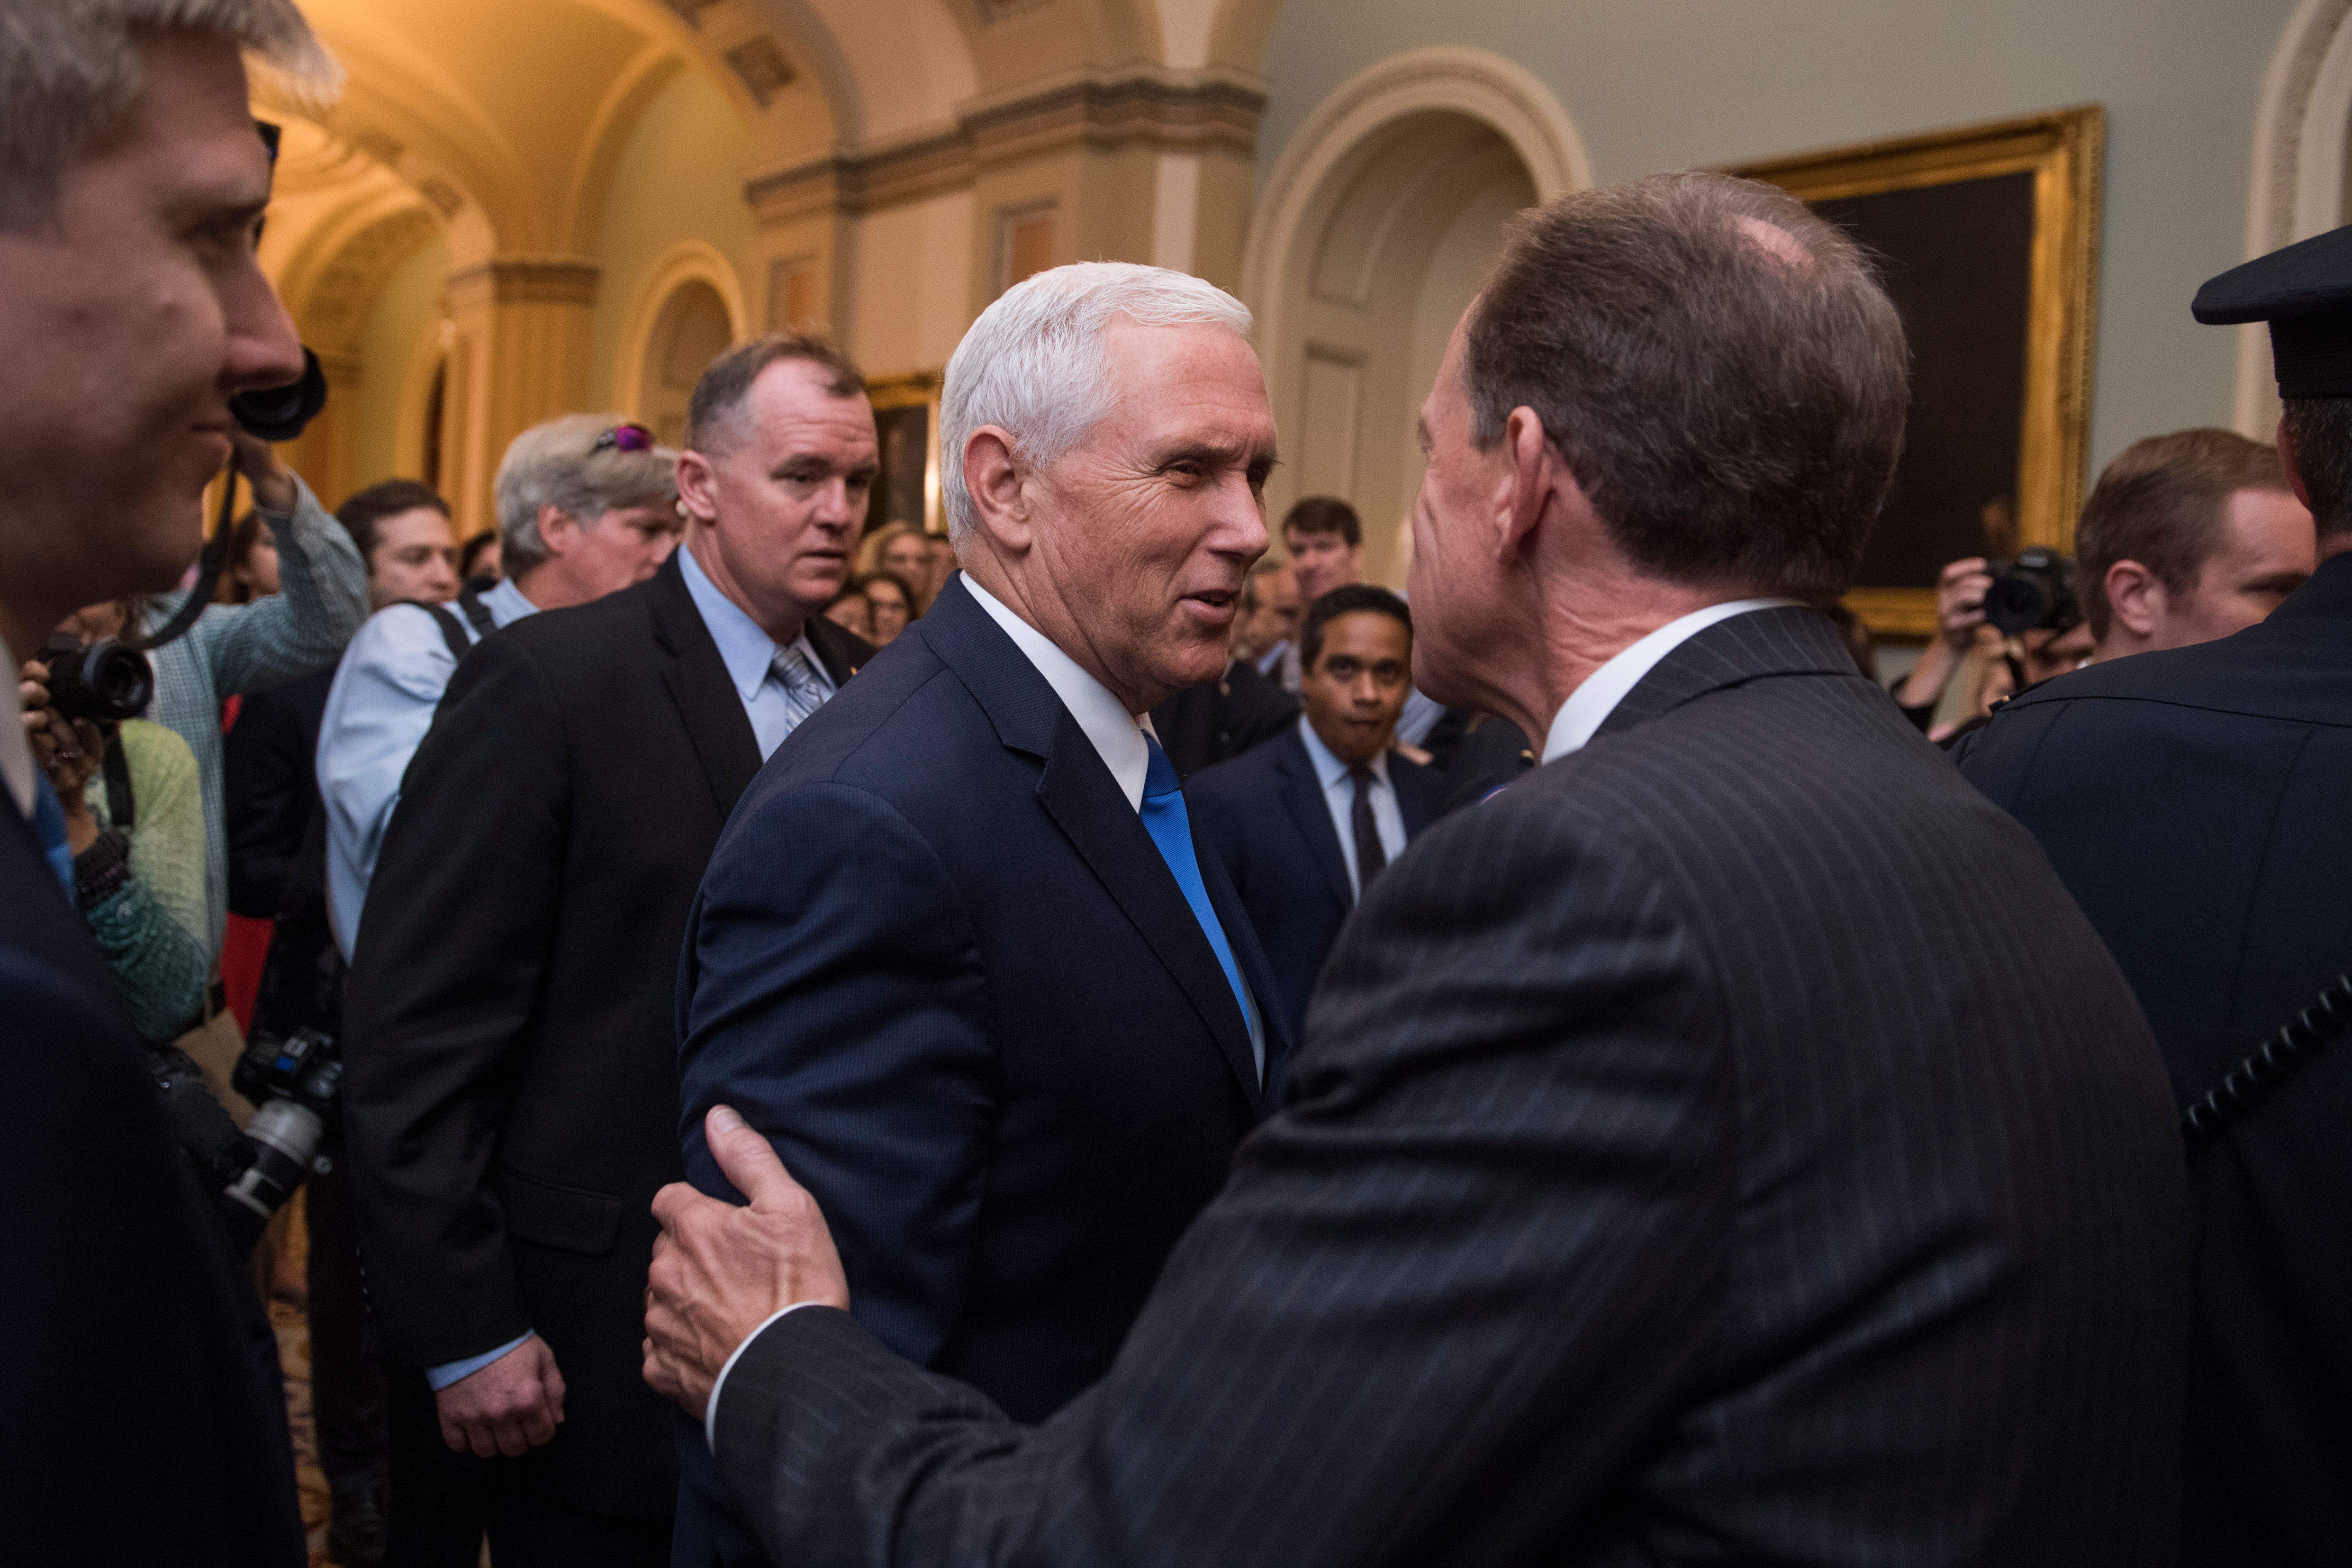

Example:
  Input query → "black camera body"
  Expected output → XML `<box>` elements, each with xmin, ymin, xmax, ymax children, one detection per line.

<box><xmin>1982</xmin><ymin>547</ymin><xmax>2083</xmax><ymax>637</ymax></box>
<box><xmin>229</xmin><ymin>345</ymin><xmax>328</xmax><ymax>443</ymax></box>
<box><xmin>221</xmin><ymin>1026</ymin><xmax>342</xmax><ymax>1234</ymax></box>
<box><xmin>38</xmin><ymin>633</ymin><xmax>154</xmax><ymax>723</ymax></box>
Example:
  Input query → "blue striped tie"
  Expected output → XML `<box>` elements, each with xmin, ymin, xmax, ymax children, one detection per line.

<box><xmin>769</xmin><ymin>642</ymin><xmax>826</xmax><ymax>735</ymax></box>
<box><xmin>1138</xmin><ymin>735</ymin><xmax>1261</xmax><ymax>1081</ymax></box>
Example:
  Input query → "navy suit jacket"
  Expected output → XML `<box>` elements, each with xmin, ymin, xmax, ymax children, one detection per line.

<box><xmin>1186</xmin><ymin>725</ymin><xmax>1441</xmax><ymax>1045</ymax></box>
<box><xmin>671</xmin><ymin>575</ymin><xmax>1294</xmax><ymax>1565</ymax></box>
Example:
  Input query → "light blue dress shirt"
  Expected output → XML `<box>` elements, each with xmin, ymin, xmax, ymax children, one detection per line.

<box><xmin>677</xmin><ymin>544</ymin><xmax>835</xmax><ymax>762</ymax></box>
<box><xmin>318</xmin><ymin>578</ymin><xmax>539</xmax><ymax>964</ymax></box>
<box><xmin>1295</xmin><ymin>716</ymin><xmax>1407</xmax><ymax>900</ymax></box>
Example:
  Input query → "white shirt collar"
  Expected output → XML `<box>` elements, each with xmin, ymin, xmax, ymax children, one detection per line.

<box><xmin>0</xmin><ymin>632</ymin><xmax>33</xmax><ymax>817</ymax></box>
<box><xmin>1541</xmin><ymin>598</ymin><xmax>1802</xmax><ymax>763</ymax></box>
<box><xmin>678</xmin><ymin>540</ymin><xmax>827</xmax><ymax>703</ymax></box>
<box><xmin>963</xmin><ymin>575</ymin><xmax>1151</xmax><ymax>810</ymax></box>
<box><xmin>1296</xmin><ymin>713</ymin><xmax>1389</xmax><ymax>792</ymax></box>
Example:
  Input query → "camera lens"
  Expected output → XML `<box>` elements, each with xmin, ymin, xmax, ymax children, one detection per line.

<box><xmin>1982</xmin><ymin>573</ymin><xmax>2053</xmax><ymax>636</ymax></box>
<box><xmin>41</xmin><ymin>636</ymin><xmax>154</xmax><ymax>723</ymax></box>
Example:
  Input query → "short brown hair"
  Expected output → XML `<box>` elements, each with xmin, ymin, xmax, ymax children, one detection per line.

<box><xmin>2075</xmin><ymin>428</ymin><xmax>2290</xmax><ymax>639</ymax></box>
<box><xmin>1282</xmin><ymin>495</ymin><xmax>1361</xmax><ymax>549</ymax></box>
<box><xmin>687</xmin><ymin>332</ymin><xmax>865</xmax><ymax>453</ymax></box>
<box><xmin>2281</xmin><ymin>396</ymin><xmax>2352</xmax><ymax>539</ymax></box>
<box><xmin>1463</xmin><ymin>172</ymin><xmax>1909</xmax><ymax>602</ymax></box>
<box><xmin>336</xmin><ymin>479</ymin><xmax>448</xmax><ymax>572</ymax></box>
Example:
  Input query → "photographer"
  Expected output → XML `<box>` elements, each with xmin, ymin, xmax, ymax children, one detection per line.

<box><xmin>20</xmin><ymin>600</ymin><xmax>209</xmax><ymax>1041</ymax></box>
<box><xmin>1892</xmin><ymin>551</ymin><xmax>2091</xmax><ymax>739</ymax></box>
<box><xmin>0</xmin><ymin>3</ymin><xmax>342</xmax><ymax>1562</ymax></box>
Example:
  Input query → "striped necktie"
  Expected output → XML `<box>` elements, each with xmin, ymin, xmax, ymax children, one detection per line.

<box><xmin>769</xmin><ymin>641</ymin><xmax>826</xmax><ymax>734</ymax></box>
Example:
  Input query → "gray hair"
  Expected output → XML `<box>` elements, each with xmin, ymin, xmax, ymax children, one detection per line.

<box><xmin>0</xmin><ymin>0</ymin><xmax>342</xmax><ymax>231</ymax></box>
<box><xmin>493</xmin><ymin>414</ymin><xmax>679</xmax><ymax>577</ymax></box>
<box><xmin>941</xmin><ymin>262</ymin><xmax>1253</xmax><ymax>542</ymax></box>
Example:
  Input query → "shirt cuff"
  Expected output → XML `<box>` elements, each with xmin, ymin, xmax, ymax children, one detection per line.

<box><xmin>425</xmin><ymin>1331</ymin><xmax>534</xmax><ymax>1391</ymax></box>
<box><xmin>704</xmin><ymin>1304</ymin><xmax>820</xmax><ymax>1453</ymax></box>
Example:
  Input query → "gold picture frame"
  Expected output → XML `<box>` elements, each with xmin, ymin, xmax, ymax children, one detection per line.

<box><xmin>865</xmin><ymin>369</ymin><xmax>946</xmax><ymax>537</ymax></box>
<box><xmin>1729</xmin><ymin>107</ymin><xmax>2104</xmax><ymax>640</ymax></box>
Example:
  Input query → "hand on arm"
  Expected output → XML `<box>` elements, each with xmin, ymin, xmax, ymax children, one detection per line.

<box><xmin>642</xmin><ymin>1105</ymin><xmax>850</xmax><ymax>1423</ymax></box>
<box><xmin>1896</xmin><ymin>557</ymin><xmax>1991</xmax><ymax>711</ymax></box>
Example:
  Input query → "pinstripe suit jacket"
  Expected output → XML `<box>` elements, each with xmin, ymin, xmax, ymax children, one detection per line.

<box><xmin>704</xmin><ymin>606</ymin><xmax>2190</xmax><ymax>1567</ymax></box>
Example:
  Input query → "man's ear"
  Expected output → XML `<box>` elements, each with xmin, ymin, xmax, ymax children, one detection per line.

<box><xmin>674</xmin><ymin>449</ymin><xmax>722</xmax><ymax>525</ymax></box>
<box><xmin>963</xmin><ymin>427</ymin><xmax>1034</xmax><ymax>553</ymax></box>
<box><xmin>2278</xmin><ymin>414</ymin><xmax>2316</xmax><ymax>513</ymax></box>
<box><xmin>2104</xmin><ymin>558</ymin><xmax>2167</xmax><ymax>639</ymax></box>
<box><xmin>1499</xmin><ymin>406</ymin><xmax>1558</xmax><ymax>560</ymax></box>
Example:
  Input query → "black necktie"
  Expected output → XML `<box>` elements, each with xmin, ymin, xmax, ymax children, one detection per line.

<box><xmin>1350</xmin><ymin>764</ymin><xmax>1386</xmax><ymax>897</ymax></box>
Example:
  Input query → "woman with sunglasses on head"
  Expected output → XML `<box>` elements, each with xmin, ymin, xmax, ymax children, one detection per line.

<box><xmin>315</xmin><ymin>414</ymin><xmax>683</xmax><ymax>959</ymax></box>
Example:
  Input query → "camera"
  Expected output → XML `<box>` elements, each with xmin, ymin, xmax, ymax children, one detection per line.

<box><xmin>38</xmin><ymin>633</ymin><xmax>154</xmax><ymax>723</ymax></box>
<box><xmin>221</xmin><ymin>1025</ymin><xmax>343</xmax><ymax>1235</ymax></box>
<box><xmin>1981</xmin><ymin>547</ymin><xmax>2083</xmax><ymax>637</ymax></box>
<box><xmin>229</xmin><ymin>344</ymin><xmax>328</xmax><ymax>443</ymax></box>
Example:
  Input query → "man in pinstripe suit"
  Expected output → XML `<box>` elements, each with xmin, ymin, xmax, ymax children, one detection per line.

<box><xmin>641</xmin><ymin>172</ymin><xmax>2190</xmax><ymax>1566</ymax></box>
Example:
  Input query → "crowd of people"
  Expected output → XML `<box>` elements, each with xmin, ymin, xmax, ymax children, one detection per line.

<box><xmin>11</xmin><ymin>5</ymin><xmax>2352</xmax><ymax>1568</ymax></box>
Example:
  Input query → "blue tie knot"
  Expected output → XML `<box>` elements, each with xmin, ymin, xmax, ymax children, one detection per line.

<box><xmin>1142</xmin><ymin>733</ymin><xmax>1181</xmax><ymax>799</ymax></box>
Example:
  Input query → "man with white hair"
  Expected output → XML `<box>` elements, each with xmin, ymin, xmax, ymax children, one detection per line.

<box><xmin>0</xmin><ymin>2</ymin><xmax>336</xmax><ymax>1561</ymax></box>
<box><xmin>664</xmin><ymin>262</ymin><xmax>1294</xmax><ymax>1567</ymax></box>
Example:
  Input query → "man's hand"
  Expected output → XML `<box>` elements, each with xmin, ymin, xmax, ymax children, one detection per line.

<box><xmin>229</xmin><ymin>428</ymin><xmax>298</xmax><ymax>516</ymax></box>
<box><xmin>642</xmin><ymin>1105</ymin><xmax>850</xmax><ymax>1422</ymax></box>
<box><xmin>434</xmin><ymin>1334</ymin><xmax>566</xmax><ymax>1458</ymax></box>
<box><xmin>1934</xmin><ymin>556</ymin><xmax>1992</xmax><ymax>650</ymax></box>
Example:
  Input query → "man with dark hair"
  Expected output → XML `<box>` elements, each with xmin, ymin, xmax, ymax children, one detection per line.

<box><xmin>0</xmin><ymin>4</ymin><xmax>338</xmax><ymax>1561</ymax></box>
<box><xmin>641</xmin><ymin>172</ymin><xmax>2185</xmax><ymax>1567</ymax></box>
<box><xmin>2072</xmin><ymin>427</ymin><xmax>2312</xmax><ymax>663</ymax></box>
<box><xmin>1958</xmin><ymin>224</ymin><xmax>2352</xmax><ymax>1568</ymax></box>
<box><xmin>336</xmin><ymin>479</ymin><xmax>460</xmax><ymax>609</ymax></box>
<box><xmin>1278</xmin><ymin>494</ymin><xmax>1450</xmax><ymax>746</ymax></box>
<box><xmin>1187</xmin><ymin>583</ymin><xmax>1442</xmax><ymax>1043</ymax></box>
<box><xmin>341</xmin><ymin>344</ymin><xmax>870</xmax><ymax>1566</ymax></box>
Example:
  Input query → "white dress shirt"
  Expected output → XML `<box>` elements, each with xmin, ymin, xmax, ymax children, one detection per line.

<box><xmin>1294</xmin><ymin>715</ymin><xmax>1405</xmax><ymax>900</ymax></box>
<box><xmin>319</xmin><ymin>577</ymin><xmax>539</xmax><ymax>962</ymax></box>
<box><xmin>702</xmin><ymin>575</ymin><xmax>1265</xmax><ymax>1452</ymax></box>
<box><xmin>678</xmin><ymin>544</ymin><xmax>836</xmax><ymax>761</ymax></box>
<box><xmin>1542</xmin><ymin>598</ymin><xmax>1802</xmax><ymax>763</ymax></box>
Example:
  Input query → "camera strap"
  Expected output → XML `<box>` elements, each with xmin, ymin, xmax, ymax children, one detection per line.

<box><xmin>126</xmin><ymin>470</ymin><xmax>236</xmax><ymax>653</ymax></box>
<box><xmin>2181</xmin><ymin>970</ymin><xmax>2352</xmax><ymax>1155</ymax></box>
<box><xmin>100</xmin><ymin>731</ymin><xmax>134</xmax><ymax>831</ymax></box>
<box><xmin>398</xmin><ymin>599</ymin><xmax>475</xmax><ymax>664</ymax></box>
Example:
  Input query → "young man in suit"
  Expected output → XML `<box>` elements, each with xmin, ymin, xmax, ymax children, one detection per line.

<box><xmin>1188</xmin><ymin>583</ymin><xmax>1442</xmax><ymax>1045</ymax></box>
<box><xmin>339</xmin><ymin>336</ymin><xmax>873</xmax><ymax>1566</ymax></box>
<box><xmin>1958</xmin><ymin>226</ymin><xmax>2352</xmax><ymax>1567</ymax></box>
<box><xmin>0</xmin><ymin>8</ymin><xmax>335</xmax><ymax>1562</ymax></box>
<box><xmin>642</xmin><ymin>173</ymin><xmax>2188</xmax><ymax>1568</ymax></box>
<box><xmin>664</xmin><ymin>262</ymin><xmax>1293</xmax><ymax>1567</ymax></box>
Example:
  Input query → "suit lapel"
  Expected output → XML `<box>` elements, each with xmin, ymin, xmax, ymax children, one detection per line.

<box><xmin>1592</xmin><ymin>606</ymin><xmax>1860</xmax><ymax>744</ymax></box>
<box><xmin>803</xmin><ymin>614</ymin><xmax>873</xmax><ymax>688</ymax></box>
<box><xmin>1395</xmin><ymin>761</ymin><xmax>1436</xmax><ymax>839</ymax></box>
<box><xmin>1275</xmin><ymin>730</ymin><xmax>1353</xmax><ymax>914</ymax></box>
<box><xmin>646</xmin><ymin>553</ymin><xmax>764</xmax><ymax>815</ymax></box>
<box><xmin>928</xmin><ymin>578</ymin><xmax>1265</xmax><ymax>1109</ymax></box>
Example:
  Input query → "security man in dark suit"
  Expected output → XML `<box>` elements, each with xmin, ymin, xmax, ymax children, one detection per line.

<box><xmin>1957</xmin><ymin>223</ymin><xmax>2352</xmax><ymax>1568</ymax></box>
<box><xmin>341</xmin><ymin>335</ymin><xmax>873</xmax><ymax>1566</ymax></box>
<box><xmin>1188</xmin><ymin>584</ymin><xmax>1443</xmax><ymax>1044</ymax></box>
<box><xmin>640</xmin><ymin>174</ymin><xmax>2187</xmax><ymax>1568</ymax></box>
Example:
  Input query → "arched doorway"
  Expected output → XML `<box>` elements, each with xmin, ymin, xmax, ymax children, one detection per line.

<box><xmin>1243</xmin><ymin>48</ymin><xmax>1585</xmax><ymax>585</ymax></box>
<box><xmin>638</xmin><ymin>279</ymin><xmax>736</xmax><ymax>446</ymax></box>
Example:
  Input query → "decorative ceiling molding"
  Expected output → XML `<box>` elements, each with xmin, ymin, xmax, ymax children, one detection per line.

<box><xmin>446</xmin><ymin>255</ymin><xmax>604</xmax><ymax>308</ymax></box>
<box><xmin>744</xmin><ymin>63</ymin><xmax>1265</xmax><ymax>222</ymax></box>
<box><xmin>301</xmin><ymin>206</ymin><xmax>443</xmax><ymax>351</ymax></box>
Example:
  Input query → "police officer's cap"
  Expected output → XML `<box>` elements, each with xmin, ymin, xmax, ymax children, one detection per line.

<box><xmin>2195</xmin><ymin>223</ymin><xmax>2352</xmax><ymax>397</ymax></box>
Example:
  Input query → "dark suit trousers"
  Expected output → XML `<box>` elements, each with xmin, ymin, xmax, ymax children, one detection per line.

<box><xmin>386</xmin><ymin>1372</ymin><xmax>668</xmax><ymax>1568</ymax></box>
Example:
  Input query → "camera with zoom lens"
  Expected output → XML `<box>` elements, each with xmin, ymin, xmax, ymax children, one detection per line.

<box><xmin>1981</xmin><ymin>547</ymin><xmax>2083</xmax><ymax>637</ymax></box>
<box><xmin>222</xmin><ymin>1025</ymin><xmax>342</xmax><ymax>1234</ymax></box>
<box><xmin>37</xmin><ymin>633</ymin><xmax>154</xmax><ymax>723</ymax></box>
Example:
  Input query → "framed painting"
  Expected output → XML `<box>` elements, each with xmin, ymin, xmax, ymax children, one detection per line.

<box><xmin>1728</xmin><ymin>106</ymin><xmax>2103</xmax><ymax>639</ymax></box>
<box><xmin>865</xmin><ymin>369</ymin><xmax>945</xmax><ymax>538</ymax></box>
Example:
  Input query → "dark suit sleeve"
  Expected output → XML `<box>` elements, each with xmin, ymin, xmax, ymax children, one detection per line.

<box><xmin>340</xmin><ymin>634</ymin><xmax>570</xmax><ymax>1366</ymax></box>
<box><xmin>1183</xmin><ymin>776</ymin><xmax>1250</xmax><ymax>902</ymax></box>
<box><xmin>680</xmin><ymin>782</ymin><xmax>998</xmax><ymax>1371</ymax></box>
<box><xmin>711</xmin><ymin>802</ymin><xmax>1737</xmax><ymax>1568</ymax></box>
<box><xmin>223</xmin><ymin>688</ymin><xmax>309</xmax><ymax>917</ymax></box>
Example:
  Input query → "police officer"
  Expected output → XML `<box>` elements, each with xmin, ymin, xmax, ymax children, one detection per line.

<box><xmin>1956</xmin><ymin>224</ymin><xmax>2352</xmax><ymax>1568</ymax></box>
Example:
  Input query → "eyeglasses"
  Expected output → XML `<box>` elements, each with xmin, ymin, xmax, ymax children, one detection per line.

<box><xmin>591</xmin><ymin>423</ymin><xmax>656</xmax><ymax>454</ymax></box>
